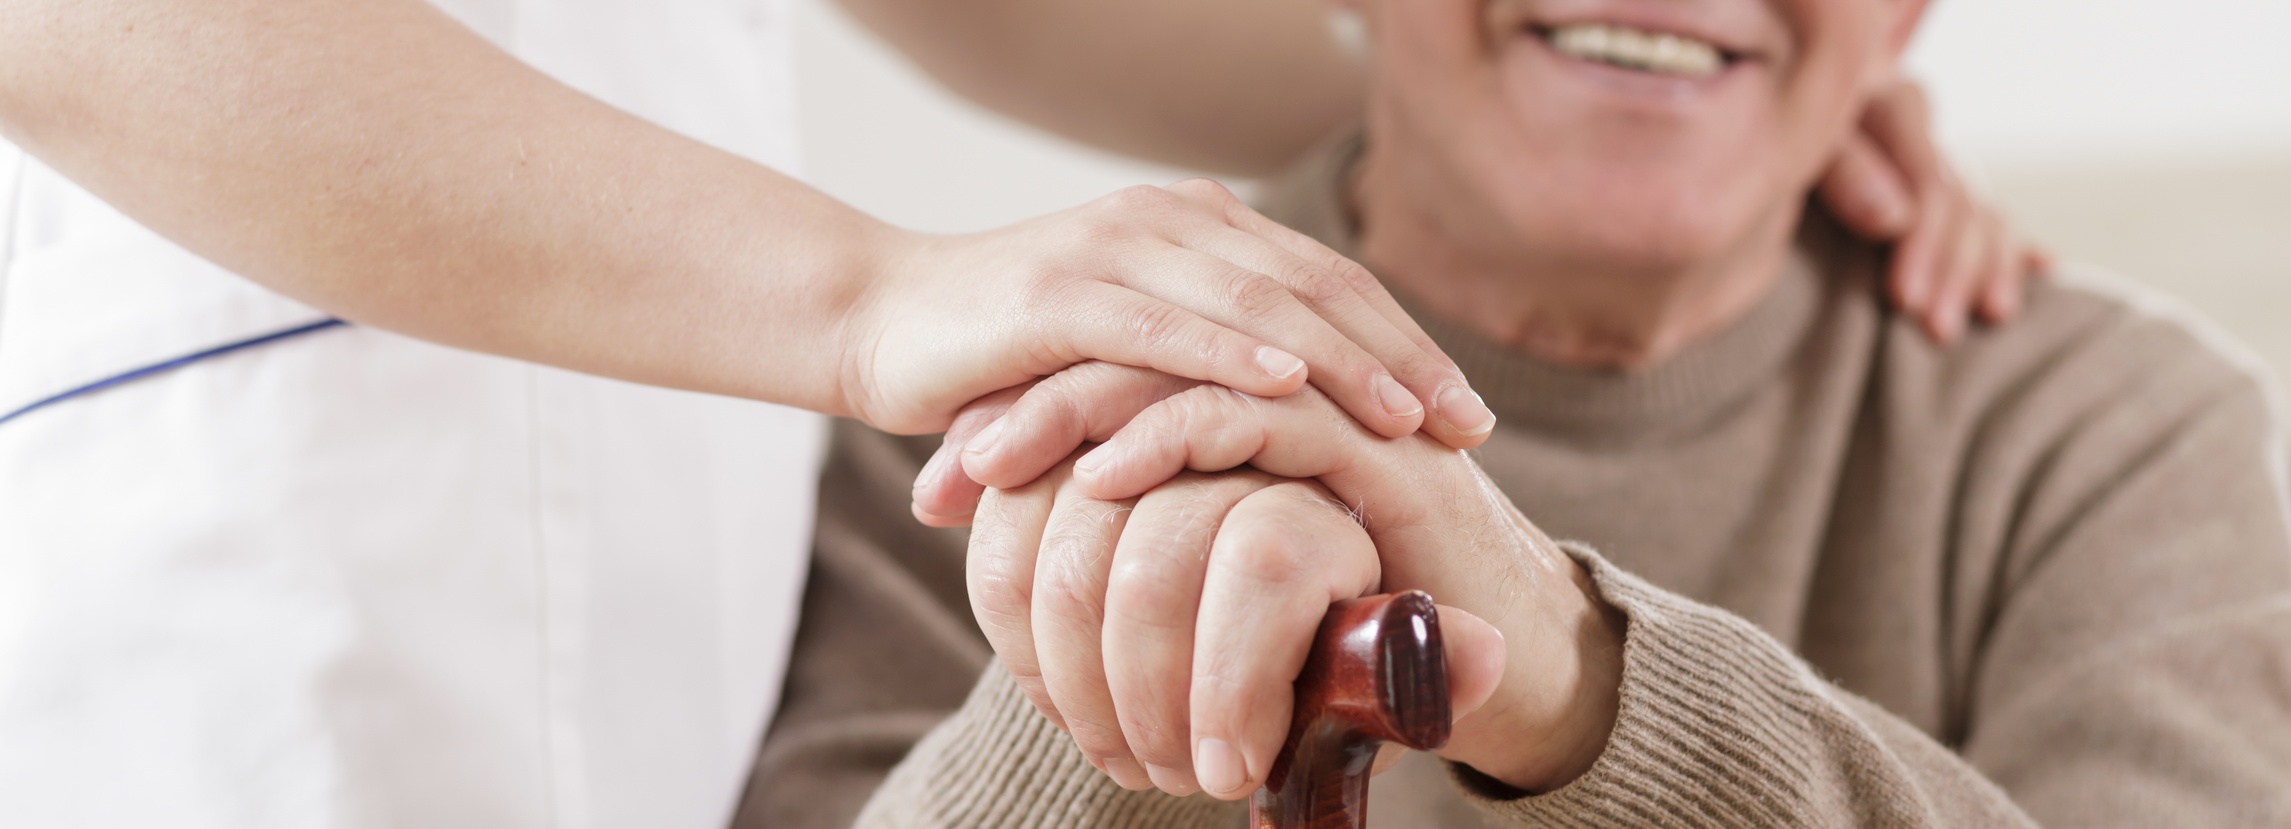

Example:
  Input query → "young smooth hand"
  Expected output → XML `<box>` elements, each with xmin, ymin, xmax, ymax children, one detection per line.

<box><xmin>845</xmin><ymin>178</ymin><xmax>1492</xmax><ymax>451</ymax></box>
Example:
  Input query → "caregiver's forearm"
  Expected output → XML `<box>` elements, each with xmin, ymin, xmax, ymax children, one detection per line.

<box><xmin>839</xmin><ymin>0</ymin><xmax>1363</xmax><ymax>178</ymax></box>
<box><xmin>0</xmin><ymin>0</ymin><xmax>882</xmax><ymax>414</ymax></box>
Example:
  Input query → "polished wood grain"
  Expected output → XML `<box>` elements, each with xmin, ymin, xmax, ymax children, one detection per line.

<box><xmin>1249</xmin><ymin>591</ymin><xmax>1450</xmax><ymax>829</ymax></box>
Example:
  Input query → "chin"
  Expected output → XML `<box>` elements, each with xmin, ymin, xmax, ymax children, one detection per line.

<box><xmin>1490</xmin><ymin>168</ymin><xmax>1776</xmax><ymax>275</ymax></box>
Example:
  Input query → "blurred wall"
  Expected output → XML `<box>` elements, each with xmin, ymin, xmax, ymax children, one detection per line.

<box><xmin>791</xmin><ymin>0</ymin><xmax>2291</xmax><ymax>394</ymax></box>
<box><xmin>1911</xmin><ymin>0</ymin><xmax>2291</xmax><ymax>396</ymax></box>
<box><xmin>789</xmin><ymin>0</ymin><xmax>1193</xmax><ymax>235</ymax></box>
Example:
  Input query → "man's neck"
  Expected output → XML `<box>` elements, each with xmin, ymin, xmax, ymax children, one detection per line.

<box><xmin>1349</xmin><ymin>152</ymin><xmax>1800</xmax><ymax>372</ymax></box>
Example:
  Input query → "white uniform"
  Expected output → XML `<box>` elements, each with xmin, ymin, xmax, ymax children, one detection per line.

<box><xmin>0</xmin><ymin>2</ymin><xmax>824</xmax><ymax>827</ymax></box>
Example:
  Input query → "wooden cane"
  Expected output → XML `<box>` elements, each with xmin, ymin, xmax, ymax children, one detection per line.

<box><xmin>1248</xmin><ymin>590</ymin><xmax>1451</xmax><ymax>829</ymax></box>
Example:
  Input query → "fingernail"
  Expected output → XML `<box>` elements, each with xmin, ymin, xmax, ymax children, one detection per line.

<box><xmin>1195</xmin><ymin>738</ymin><xmax>1249</xmax><ymax>796</ymax></box>
<box><xmin>1255</xmin><ymin>347</ymin><xmax>1305</xmax><ymax>381</ymax></box>
<box><xmin>912</xmin><ymin>445</ymin><xmax>952</xmax><ymax>494</ymax></box>
<box><xmin>1374</xmin><ymin>374</ymin><xmax>1422</xmax><ymax>419</ymax></box>
<box><xmin>1144</xmin><ymin>763</ymin><xmax>1200</xmax><ymax>796</ymax></box>
<box><xmin>1074</xmin><ymin>444</ymin><xmax>1110</xmax><ymax>478</ymax></box>
<box><xmin>964</xmin><ymin>418</ymin><xmax>1008</xmax><ymax>458</ymax></box>
<box><xmin>1435</xmin><ymin>385</ymin><xmax>1496</xmax><ymax>437</ymax></box>
<box><xmin>1102</xmin><ymin>756</ymin><xmax>1152</xmax><ymax>790</ymax></box>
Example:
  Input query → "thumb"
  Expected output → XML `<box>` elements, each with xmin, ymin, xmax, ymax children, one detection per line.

<box><xmin>1370</xmin><ymin>604</ymin><xmax>1502</xmax><ymax>779</ymax></box>
<box><xmin>910</xmin><ymin>382</ymin><xmax>1034</xmax><ymax>526</ymax></box>
<box><xmin>1437</xmin><ymin>604</ymin><xmax>1507</xmax><ymax>722</ymax></box>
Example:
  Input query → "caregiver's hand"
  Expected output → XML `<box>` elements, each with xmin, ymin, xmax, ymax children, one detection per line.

<box><xmin>847</xmin><ymin>178</ymin><xmax>1489</xmax><ymax>444</ymax></box>
<box><xmin>0</xmin><ymin>1</ymin><xmax>1485</xmax><ymax>445</ymax></box>
<box><xmin>1818</xmin><ymin>79</ymin><xmax>2052</xmax><ymax>344</ymax></box>
<box><xmin>968</xmin><ymin>364</ymin><xmax>1627</xmax><ymax>797</ymax></box>
<box><xmin>968</xmin><ymin>456</ymin><xmax>1508</xmax><ymax>797</ymax></box>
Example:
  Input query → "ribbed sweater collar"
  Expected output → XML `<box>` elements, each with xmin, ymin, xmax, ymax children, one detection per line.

<box><xmin>1257</xmin><ymin>131</ymin><xmax>1835</xmax><ymax>438</ymax></box>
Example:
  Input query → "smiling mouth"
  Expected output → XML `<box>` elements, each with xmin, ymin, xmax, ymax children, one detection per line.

<box><xmin>1538</xmin><ymin>23</ymin><xmax>1733</xmax><ymax>78</ymax></box>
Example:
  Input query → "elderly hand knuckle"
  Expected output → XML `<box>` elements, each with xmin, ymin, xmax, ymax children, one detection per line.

<box><xmin>1037</xmin><ymin>551</ymin><xmax>1110</xmax><ymax>622</ymax></box>
<box><xmin>969</xmin><ymin>566</ymin><xmax>1033</xmax><ymax>621</ymax></box>
<box><xmin>1226</xmin><ymin>535</ymin><xmax>1311</xmax><ymax>586</ymax></box>
<box><xmin>1039</xmin><ymin>579</ymin><xmax>1105</xmax><ymax>628</ymax></box>
<box><xmin>1108</xmin><ymin>557</ymin><xmax>1202</xmax><ymax>625</ymax></box>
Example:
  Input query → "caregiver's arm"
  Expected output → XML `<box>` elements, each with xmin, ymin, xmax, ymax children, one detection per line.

<box><xmin>0</xmin><ymin>0</ymin><xmax>1483</xmax><ymax>440</ymax></box>
<box><xmin>839</xmin><ymin>0</ymin><xmax>1362</xmax><ymax>178</ymax></box>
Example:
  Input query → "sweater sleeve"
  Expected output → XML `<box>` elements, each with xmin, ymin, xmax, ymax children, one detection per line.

<box><xmin>1452</xmin><ymin>545</ymin><xmax>2043</xmax><ymax>827</ymax></box>
<box><xmin>852</xmin><ymin>665</ymin><xmax>1244</xmax><ymax>829</ymax></box>
<box><xmin>855</xmin><ymin>350</ymin><xmax>2291</xmax><ymax>828</ymax></box>
<box><xmin>1459</xmin><ymin>370</ymin><xmax>2291</xmax><ymax>827</ymax></box>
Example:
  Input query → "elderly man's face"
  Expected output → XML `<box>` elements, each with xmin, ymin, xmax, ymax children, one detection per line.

<box><xmin>1358</xmin><ymin>0</ymin><xmax>1926</xmax><ymax>272</ymax></box>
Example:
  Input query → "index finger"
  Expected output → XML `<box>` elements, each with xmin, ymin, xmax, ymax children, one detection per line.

<box><xmin>1188</xmin><ymin>481</ymin><xmax>1382</xmax><ymax>799</ymax></box>
<box><xmin>960</xmin><ymin>362</ymin><xmax>1202</xmax><ymax>492</ymax></box>
<box><xmin>912</xmin><ymin>382</ymin><xmax>1036</xmax><ymax>526</ymax></box>
<box><xmin>967</xmin><ymin>457</ymin><xmax>1079</xmax><ymax>725</ymax></box>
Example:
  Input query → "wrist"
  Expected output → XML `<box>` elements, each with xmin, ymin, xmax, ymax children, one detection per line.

<box><xmin>1440</xmin><ymin>550</ymin><xmax>1624</xmax><ymax>793</ymax></box>
<box><xmin>822</xmin><ymin>221</ymin><xmax>929</xmax><ymax>426</ymax></box>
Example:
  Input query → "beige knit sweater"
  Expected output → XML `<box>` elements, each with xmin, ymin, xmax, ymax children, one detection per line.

<box><xmin>736</xmin><ymin>139</ymin><xmax>2291</xmax><ymax>828</ymax></box>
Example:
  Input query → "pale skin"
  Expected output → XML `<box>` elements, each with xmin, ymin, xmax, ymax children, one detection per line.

<box><xmin>963</xmin><ymin>365</ymin><xmax>1603</xmax><ymax>794</ymax></box>
<box><xmin>0</xmin><ymin>0</ymin><xmax>1491</xmax><ymax>448</ymax></box>
<box><xmin>0</xmin><ymin>0</ymin><xmax>2036</xmax><ymax>798</ymax></box>
<box><xmin>957</xmin><ymin>0</ymin><xmax>1962</xmax><ymax>799</ymax></box>
<box><xmin>2</xmin><ymin>0</ymin><xmax>2029</xmax><ymax>458</ymax></box>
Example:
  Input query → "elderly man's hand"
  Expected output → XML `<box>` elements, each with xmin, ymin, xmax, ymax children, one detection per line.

<box><xmin>965</xmin><ymin>363</ymin><xmax>1625</xmax><ymax>799</ymax></box>
<box><xmin>968</xmin><ymin>457</ymin><xmax>1509</xmax><ymax>797</ymax></box>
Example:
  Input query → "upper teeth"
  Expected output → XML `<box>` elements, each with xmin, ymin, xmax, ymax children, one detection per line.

<box><xmin>1547</xmin><ymin>24</ymin><xmax>1724</xmax><ymax>77</ymax></box>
